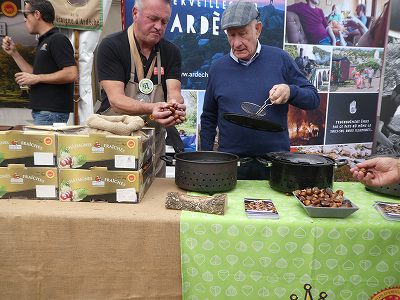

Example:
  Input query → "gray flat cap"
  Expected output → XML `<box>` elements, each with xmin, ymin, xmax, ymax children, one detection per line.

<box><xmin>221</xmin><ymin>1</ymin><xmax>259</xmax><ymax>30</ymax></box>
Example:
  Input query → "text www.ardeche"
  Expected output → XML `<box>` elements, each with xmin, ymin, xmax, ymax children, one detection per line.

<box><xmin>181</xmin><ymin>71</ymin><xmax>209</xmax><ymax>78</ymax></box>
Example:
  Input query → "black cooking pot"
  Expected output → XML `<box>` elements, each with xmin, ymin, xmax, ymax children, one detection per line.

<box><xmin>259</xmin><ymin>152</ymin><xmax>347</xmax><ymax>193</ymax></box>
<box><xmin>160</xmin><ymin>151</ymin><xmax>240</xmax><ymax>193</ymax></box>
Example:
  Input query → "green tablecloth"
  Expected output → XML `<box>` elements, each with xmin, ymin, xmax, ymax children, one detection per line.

<box><xmin>180</xmin><ymin>181</ymin><xmax>400</xmax><ymax>299</ymax></box>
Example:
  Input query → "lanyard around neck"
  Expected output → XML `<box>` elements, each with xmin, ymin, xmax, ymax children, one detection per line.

<box><xmin>129</xmin><ymin>26</ymin><xmax>157</xmax><ymax>81</ymax></box>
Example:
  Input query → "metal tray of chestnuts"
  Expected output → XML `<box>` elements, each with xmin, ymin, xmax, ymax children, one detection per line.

<box><xmin>293</xmin><ymin>187</ymin><xmax>359</xmax><ymax>218</ymax></box>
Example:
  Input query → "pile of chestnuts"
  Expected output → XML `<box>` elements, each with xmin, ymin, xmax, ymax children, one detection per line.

<box><xmin>293</xmin><ymin>187</ymin><xmax>352</xmax><ymax>208</ymax></box>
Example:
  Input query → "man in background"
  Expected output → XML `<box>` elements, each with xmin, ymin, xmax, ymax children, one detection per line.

<box><xmin>1</xmin><ymin>0</ymin><xmax>78</xmax><ymax>125</ymax></box>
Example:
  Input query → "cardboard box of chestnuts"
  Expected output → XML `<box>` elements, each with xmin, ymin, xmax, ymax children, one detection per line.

<box><xmin>57</xmin><ymin>128</ymin><xmax>154</xmax><ymax>171</ymax></box>
<box><xmin>0</xmin><ymin>164</ymin><xmax>58</xmax><ymax>199</ymax></box>
<box><xmin>58</xmin><ymin>160</ymin><xmax>154</xmax><ymax>203</ymax></box>
<box><xmin>0</xmin><ymin>130</ymin><xmax>57</xmax><ymax>167</ymax></box>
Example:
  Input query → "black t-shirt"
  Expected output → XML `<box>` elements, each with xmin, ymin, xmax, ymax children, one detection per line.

<box><xmin>30</xmin><ymin>28</ymin><xmax>76</xmax><ymax>113</ymax></box>
<box><xmin>96</xmin><ymin>28</ymin><xmax>182</xmax><ymax>112</ymax></box>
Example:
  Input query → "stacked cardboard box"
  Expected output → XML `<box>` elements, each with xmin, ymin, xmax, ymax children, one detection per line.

<box><xmin>0</xmin><ymin>130</ymin><xmax>57</xmax><ymax>167</ymax></box>
<box><xmin>0</xmin><ymin>164</ymin><xmax>58</xmax><ymax>199</ymax></box>
<box><xmin>57</xmin><ymin>128</ymin><xmax>154</xmax><ymax>171</ymax></box>
<box><xmin>56</xmin><ymin>128</ymin><xmax>155</xmax><ymax>202</ymax></box>
<box><xmin>58</xmin><ymin>160</ymin><xmax>154</xmax><ymax>203</ymax></box>
<box><xmin>0</xmin><ymin>128</ymin><xmax>155</xmax><ymax>202</ymax></box>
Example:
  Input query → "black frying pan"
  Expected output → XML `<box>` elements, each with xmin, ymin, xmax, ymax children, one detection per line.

<box><xmin>223</xmin><ymin>113</ymin><xmax>284</xmax><ymax>132</ymax></box>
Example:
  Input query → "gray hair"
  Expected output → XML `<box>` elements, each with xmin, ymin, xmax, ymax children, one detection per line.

<box><xmin>134</xmin><ymin>0</ymin><xmax>171</xmax><ymax>10</ymax></box>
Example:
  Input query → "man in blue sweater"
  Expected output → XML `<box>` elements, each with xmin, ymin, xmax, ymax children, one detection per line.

<box><xmin>200</xmin><ymin>1</ymin><xmax>320</xmax><ymax>179</ymax></box>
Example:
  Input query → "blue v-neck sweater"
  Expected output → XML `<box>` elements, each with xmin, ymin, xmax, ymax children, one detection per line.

<box><xmin>200</xmin><ymin>45</ymin><xmax>320</xmax><ymax>156</ymax></box>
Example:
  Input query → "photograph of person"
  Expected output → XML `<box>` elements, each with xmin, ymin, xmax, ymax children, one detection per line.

<box><xmin>285</xmin><ymin>0</ymin><xmax>390</xmax><ymax>48</ymax></box>
<box><xmin>330</xmin><ymin>47</ymin><xmax>383</xmax><ymax>93</ymax></box>
<box><xmin>285</xmin><ymin>44</ymin><xmax>332</xmax><ymax>92</ymax></box>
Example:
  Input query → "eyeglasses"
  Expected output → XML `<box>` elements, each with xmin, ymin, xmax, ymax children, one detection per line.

<box><xmin>22</xmin><ymin>10</ymin><xmax>34</xmax><ymax>18</ymax></box>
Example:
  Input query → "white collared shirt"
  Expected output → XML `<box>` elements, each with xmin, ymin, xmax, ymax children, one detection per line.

<box><xmin>230</xmin><ymin>41</ymin><xmax>261</xmax><ymax>66</ymax></box>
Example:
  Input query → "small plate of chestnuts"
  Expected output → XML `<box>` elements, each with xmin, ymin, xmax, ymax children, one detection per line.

<box><xmin>293</xmin><ymin>187</ymin><xmax>359</xmax><ymax>218</ymax></box>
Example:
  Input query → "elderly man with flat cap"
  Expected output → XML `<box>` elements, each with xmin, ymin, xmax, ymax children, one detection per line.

<box><xmin>200</xmin><ymin>1</ymin><xmax>320</xmax><ymax>180</ymax></box>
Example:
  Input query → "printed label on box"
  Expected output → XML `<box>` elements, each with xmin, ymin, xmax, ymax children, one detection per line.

<box><xmin>36</xmin><ymin>185</ymin><xmax>56</xmax><ymax>198</ymax></box>
<box><xmin>116</xmin><ymin>188</ymin><xmax>137</xmax><ymax>203</ymax></box>
<box><xmin>34</xmin><ymin>152</ymin><xmax>54</xmax><ymax>165</ymax></box>
<box><xmin>115</xmin><ymin>155</ymin><xmax>136</xmax><ymax>169</ymax></box>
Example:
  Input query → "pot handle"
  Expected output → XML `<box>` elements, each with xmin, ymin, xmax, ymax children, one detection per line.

<box><xmin>334</xmin><ymin>158</ymin><xmax>348</xmax><ymax>167</ymax></box>
<box><xmin>238</xmin><ymin>157</ymin><xmax>253</xmax><ymax>166</ymax></box>
<box><xmin>255</xmin><ymin>157</ymin><xmax>272</xmax><ymax>167</ymax></box>
<box><xmin>160</xmin><ymin>155</ymin><xmax>175</xmax><ymax>166</ymax></box>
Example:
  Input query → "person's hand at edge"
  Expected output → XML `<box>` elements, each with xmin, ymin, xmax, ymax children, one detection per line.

<box><xmin>350</xmin><ymin>157</ymin><xmax>400</xmax><ymax>187</ymax></box>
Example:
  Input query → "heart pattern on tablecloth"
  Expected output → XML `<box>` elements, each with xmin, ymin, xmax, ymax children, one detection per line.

<box><xmin>301</xmin><ymin>242</ymin><xmax>314</xmax><ymax>254</ymax></box>
<box><xmin>352</xmin><ymin>243</ymin><xmax>365</xmax><ymax>255</ymax></box>
<box><xmin>217</xmin><ymin>270</ymin><xmax>229</xmax><ymax>281</ymax></box>
<box><xmin>210</xmin><ymin>223</ymin><xmax>223</xmax><ymax>234</ymax></box>
<box><xmin>311</xmin><ymin>226</ymin><xmax>323</xmax><ymax>238</ymax></box>
<box><xmin>194</xmin><ymin>254</ymin><xmax>205</xmax><ymax>265</ymax></box>
<box><xmin>259</xmin><ymin>256</ymin><xmax>272</xmax><ymax>267</ymax></box>
<box><xmin>386</xmin><ymin>244</ymin><xmax>399</xmax><ymax>256</ymax></box>
<box><xmin>277</xmin><ymin>226</ymin><xmax>290</xmax><ymax>237</ymax></box>
<box><xmin>328</xmin><ymin>228</ymin><xmax>341</xmax><ymax>239</ymax></box>
<box><xmin>235</xmin><ymin>241</ymin><xmax>247</xmax><ymax>252</ymax></box>
<box><xmin>243</xmin><ymin>256</ymin><xmax>256</xmax><ymax>268</ymax></box>
<box><xmin>225</xmin><ymin>285</ymin><xmax>237</xmax><ymax>296</ymax></box>
<box><xmin>317</xmin><ymin>273</ymin><xmax>329</xmax><ymax>284</ymax></box>
<box><xmin>283</xmin><ymin>272</ymin><xmax>295</xmax><ymax>283</ymax></box>
<box><xmin>210</xmin><ymin>285</ymin><xmax>221</xmax><ymax>297</ymax></box>
<box><xmin>261</xmin><ymin>226</ymin><xmax>273</xmax><ymax>238</ymax></box>
<box><xmin>210</xmin><ymin>255</ymin><xmax>222</xmax><ymax>266</ymax></box>
<box><xmin>285</xmin><ymin>242</ymin><xmax>297</xmax><ymax>253</ymax></box>
<box><xmin>350</xmin><ymin>274</ymin><xmax>362</xmax><ymax>285</ymax></box>
<box><xmin>181</xmin><ymin>182</ymin><xmax>398</xmax><ymax>299</ymax></box>
<box><xmin>376</xmin><ymin>260</ymin><xmax>389</xmax><ymax>272</ymax></box>
<box><xmin>258</xmin><ymin>287</ymin><xmax>270</xmax><ymax>297</ymax></box>
<box><xmin>379</xmin><ymin>228</ymin><xmax>392</xmax><ymax>240</ymax></box>
<box><xmin>342</xmin><ymin>260</ymin><xmax>355</xmax><ymax>271</ymax></box>
<box><xmin>202</xmin><ymin>271</ymin><xmax>213</xmax><ymax>282</ymax></box>
<box><xmin>227</xmin><ymin>225</ymin><xmax>240</xmax><ymax>236</ymax></box>
<box><xmin>202</xmin><ymin>239</ymin><xmax>214</xmax><ymax>250</ymax></box>
<box><xmin>340</xmin><ymin>289</ymin><xmax>353</xmax><ymax>300</ymax></box>
<box><xmin>194</xmin><ymin>224</ymin><xmax>206</xmax><ymax>235</ymax></box>
<box><xmin>275</xmin><ymin>258</ymin><xmax>288</xmax><ymax>269</ymax></box>
<box><xmin>226</xmin><ymin>254</ymin><xmax>238</xmax><ymax>266</ymax></box>
<box><xmin>250</xmin><ymin>271</ymin><xmax>263</xmax><ymax>282</ymax></box>
<box><xmin>234</xmin><ymin>270</ymin><xmax>246</xmax><ymax>281</ymax></box>
<box><xmin>251</xmin><ymin>240</ymin><xmax>264</xmax><ymax>252</ymax></box>
<box><xmin>244</xmin><ymin>225</ymin><xmax>257</xmax><ymax>236</ymax></box>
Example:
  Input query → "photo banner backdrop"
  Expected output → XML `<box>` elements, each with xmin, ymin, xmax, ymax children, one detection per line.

<box><xmin>122</xmin><ymin>0</ymin><xmax>285</xmax><ymax>89</ymax></box>
<box><xmin>121</xmin><ymin>0</ymin><xmax>390</xmax><ymax>160</ymax></box>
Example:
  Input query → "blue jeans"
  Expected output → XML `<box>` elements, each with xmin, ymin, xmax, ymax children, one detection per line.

<box><xmin>31</xmin><ymin>110</ymin><xmax>70</xmax><ymax>125</ymax></box>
